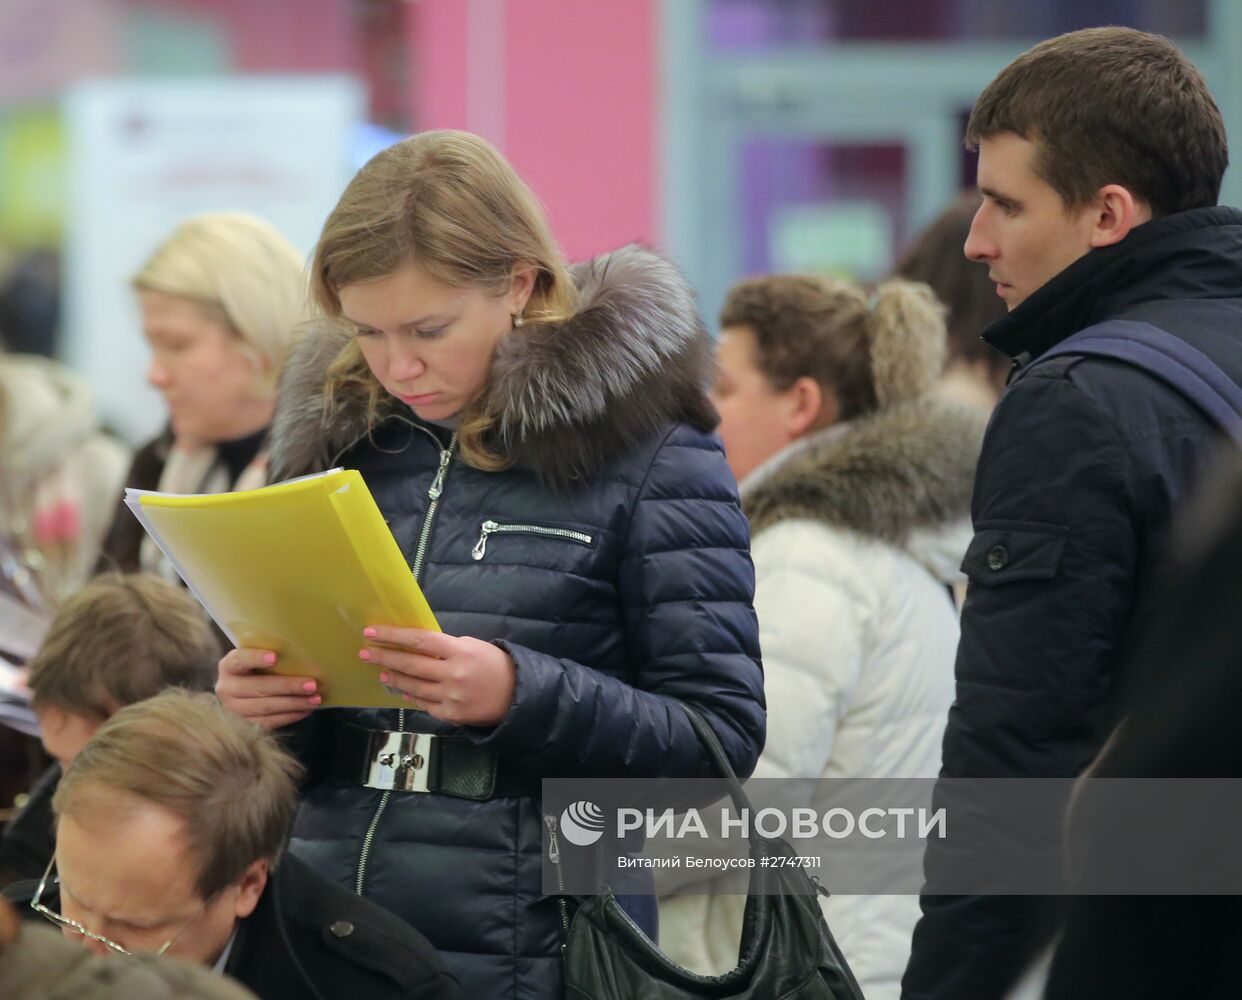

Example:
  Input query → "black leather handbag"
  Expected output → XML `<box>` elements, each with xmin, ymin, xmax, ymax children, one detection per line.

<box><xmin>561</xmin><ymin>706</ymin><xmax>867</xmax><ymax>999</ymax></box>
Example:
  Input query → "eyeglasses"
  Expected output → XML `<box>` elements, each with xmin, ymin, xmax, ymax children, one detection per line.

<box><xmin>30</xmin><ymin>855</ymin><xmax>209</xmax><ymax>957</ymax></box>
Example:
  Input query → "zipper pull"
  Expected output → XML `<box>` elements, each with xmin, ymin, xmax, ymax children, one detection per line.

<box><xmin>428</xmin><ymin>448</ymin><xmax>452</xmax><ymax>500</ymax></box>
<box><xmin>544</xmin><ymin>814</ymin><xmax>561</xmax><ymax>863</ymax></box>
<box><xmin>472</xmin><ymin>520</ymin><xmax>499</xmax><ymax>561</ymax></box>
<box><xmin>811</xmin><ymin>874</ymin><xmax>831</xmax><ymax>898</ymax></box>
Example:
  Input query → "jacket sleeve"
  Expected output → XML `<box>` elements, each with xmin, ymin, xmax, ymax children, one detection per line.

<box><xmin>748</xmin><ymin>522</ymin><xmax>864</xmax><ymax>781</ymax></box>
<box><xmin>468</xmin><ymin>425</ymin><xmax>767</xmax><ymax>780</ymax></box>
<box><xmin>0</xmin><ymin>763</ymin><xmax>59</xmax><ymax>884</ymax></box>
<box><xmin>648</xmin><ymin>522</ymin><xmax>863</xmax><ymax>891</ymax></box>
<box><xmin>903</xmin><ymin>370</ymin><xmax>1137</xmax><ymax>1000</ymax></box>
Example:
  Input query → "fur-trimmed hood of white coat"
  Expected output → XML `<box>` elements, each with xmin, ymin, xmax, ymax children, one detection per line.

<box><xmin>741</xmin><ymin>394</ymin><xmax>986</xmax><ymax>582</ymax></box>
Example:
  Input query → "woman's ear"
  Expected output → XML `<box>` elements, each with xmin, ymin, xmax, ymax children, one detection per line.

<box><xmin>507</xmin><ymin>265</ymin><xmax>538</xmax><ymax>316</ymax></box>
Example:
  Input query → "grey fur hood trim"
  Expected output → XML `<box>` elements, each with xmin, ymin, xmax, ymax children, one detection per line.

<box><xmin>268</xmin><ymin>245</ymin><xmax>717</xmax><ymax>484</ymax></box>
<box><xmin>741</xmin><ymin>395</ymin><xmax>987</xmax><ymax>544</ymax></box>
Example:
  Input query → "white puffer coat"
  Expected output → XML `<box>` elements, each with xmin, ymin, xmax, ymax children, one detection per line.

<box><xmin>659</xmin><ymin>395</ymin><xmax>986</xmax><ymax>1000</ymax></box>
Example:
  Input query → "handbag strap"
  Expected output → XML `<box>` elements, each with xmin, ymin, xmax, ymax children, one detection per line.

<box><xmin>679</xmin><ymin>706</ymin><xmax>831</xmax><ymax>901</ymax></box>
<box><xmin>1025</xmin><ymin>319</ymin><xmax>1242</xmax><ymax>445</ymax></box>
<box><xmin>681</xmin><ymin>704</ymin><xmax>764</xmax><ymax>846</ymax></box>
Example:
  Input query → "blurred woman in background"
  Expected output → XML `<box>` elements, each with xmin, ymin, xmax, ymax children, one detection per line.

<box><xmin>895</xmin><ymin>192</ymin><xmax>1009</xmax><ymax>409</ymax></box>
<box><xmin>660</xmin><ymin>274</ymin><xmax>987</xmax><ymax>1000</ymax></box>
<box><xmin>98</xmin><ymin>212</ymin><xmax>307</xmax><ymax>576</ymax></box>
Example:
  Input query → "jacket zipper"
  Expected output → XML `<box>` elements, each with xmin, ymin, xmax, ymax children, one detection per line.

<box><xmin>355</xmin><ymin>431</ymin><xmax>457</xmax><ymax>896</ymax></box>
<box><xmin>544</xmin><ymin>814</ymin><xmax>571</xmax><ymax>941</ymax></box>
<box><xmin>472</xmin><ymin>520</ymin><xmax>593</xmax><ymax>561</ymax></box>
<box><xmin>414</xmin><ymin>439</ymin><xmax>455</xmax><ymax>576</ymax></box>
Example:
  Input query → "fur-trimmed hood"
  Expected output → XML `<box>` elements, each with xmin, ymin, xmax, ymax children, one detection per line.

<box><xmin>268</xmin><ymin>245</ymin><xmax>717</xmax><ymax>484</ymax></box>
<box><xmin>741</xmin><ymin>395</ymin><xmax>986</xmax><ymax>578</ymax></box>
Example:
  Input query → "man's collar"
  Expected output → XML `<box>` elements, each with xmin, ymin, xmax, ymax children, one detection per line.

<box><xmin>211</xmin><ymin>926</ymin><xmax>240</xmax><ymax>974</ymax></box>
<box><xmin>983</xmin><ymin>205</ymin><xmax>1242</xmax><ymax>364</ymax></box>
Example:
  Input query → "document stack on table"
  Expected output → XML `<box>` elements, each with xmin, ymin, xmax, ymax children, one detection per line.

<box><xmin>126</xmin><ymin>469</ymin><xmax>440</xmax><ymax>709</ymax></box>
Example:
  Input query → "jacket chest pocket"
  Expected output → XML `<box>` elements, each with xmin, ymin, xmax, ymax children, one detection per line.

<box><xmin>471</xmin><ymin>518</ymin><xmax>596</xmax><ymax>561</ymax></box>
<box><xmin>961</xmin><ymin>521</ymin><xmax>1069</xmax><ymax>586</ymax></box>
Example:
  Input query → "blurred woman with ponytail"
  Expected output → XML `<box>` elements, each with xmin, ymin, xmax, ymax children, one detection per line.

<box><xmin>660</xmin><ymin>276</ymin><xmax>988</xmax><ymax>999</ymax></box>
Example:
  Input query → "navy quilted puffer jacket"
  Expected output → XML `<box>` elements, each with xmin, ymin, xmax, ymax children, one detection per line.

<box><xmin>266</xmin><ymin>246</ymin><xmax>766</xmax><ymax>1000</ymax></box>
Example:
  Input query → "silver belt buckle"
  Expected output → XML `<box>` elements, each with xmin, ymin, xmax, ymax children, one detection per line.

<box><xmin>363</xmin><ymin>731</ymin><xmax>435</xmax><ymax>793</ymax></box>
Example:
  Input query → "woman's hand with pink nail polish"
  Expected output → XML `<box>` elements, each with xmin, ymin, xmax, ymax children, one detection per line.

<box><xmin>215</xmin><ymin>647</ymin><xmax>320</xmax><ymax>729</ymax></box>
<box><xmin>358</xmin><ymin>625</ymin><xmax>515</xmax><ymax>725</ymax></box>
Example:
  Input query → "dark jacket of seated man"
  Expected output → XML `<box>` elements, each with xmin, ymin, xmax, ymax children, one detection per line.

<box><xmin>7</xmin><ymin>853</ymin><xmax>463</xmax><ymax>1000</ymax></box>
<box><xmin>0</xmin><ymin>764</ymin><xmax>57</xmax><ymax>887</ymax></box>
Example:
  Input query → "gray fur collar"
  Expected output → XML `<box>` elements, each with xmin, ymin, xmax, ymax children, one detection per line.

<box><xmin>268</xmin><ymin>245</ymin><xmax>717</xmax><ymax>484</ymax></box>
<box><xmin>741</xmin><ymin>396</ymin><xmax>986</xmax><ymax>544</ymax></box>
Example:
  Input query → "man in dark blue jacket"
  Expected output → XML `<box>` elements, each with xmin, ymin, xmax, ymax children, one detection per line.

<box><xmin>902</xmin><ymin>26</ymin><xmax>1242</xmax><ymax>1000</ymax></box>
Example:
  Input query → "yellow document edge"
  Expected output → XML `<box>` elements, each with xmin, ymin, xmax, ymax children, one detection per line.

<box><xmin>123</xmin><ymin>489</ymin><xmax>242</xmax><ymax>647</ymax></box>
<box><xmin>327</xmin><ymin>477</ymin><xmax>441</xmax><ymax>636</ymax></box>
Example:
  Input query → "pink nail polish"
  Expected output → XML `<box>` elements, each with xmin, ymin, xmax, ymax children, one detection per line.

<box><xmin>363</xmin><ymin>627</ymin><xmax>377</xmax><ymax>638</ymax></box>
<box><xmin>402</xmin><ymin>693</ymin><xmax>411</xmax><ymax>702</ymax></box>
<box><xmin>378</xmin><ymin>672</ymin><xmax>389</xmax><ymax>683</ymax></box>
<box><xmin>308</xmin><ymin>695</ymin><xmax>322</xmax><ymax>706</ymax></box>
<box><xmin>302</xmin><ymin>681</ymin><xmax>317</xmax><ymax>692</ymax></box>
<box><xmin>358</xmin><ymin>649</ymin><xmax>371</xmax><ymax>661</ymax></box>
<box><xmin>263</xmin><ymin>652</ymin><xmax>277</xmax><ymax>666</ymax></box>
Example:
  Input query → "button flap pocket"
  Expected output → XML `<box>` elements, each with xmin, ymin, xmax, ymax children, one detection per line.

<box><xmin>961</xmin><ymin>523</ymin><xmax>1068</xmax><ymax>585</ymax></box>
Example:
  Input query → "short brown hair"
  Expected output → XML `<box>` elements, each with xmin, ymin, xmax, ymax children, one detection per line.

<box><xmin>53</xmin><ymin>689</ymin><xmax>302</xmax><ymax>899</ymax></box>
<box><xmin>967</xmin><ymin>27</ymin><xmax>1227</xmax><ymax>217</ymax></box>
<box><xmin>720</xmin><ymin>275</ymin><xmax>946</xmax><ymax>420</ymax></box>
<box><xmin>28</xmin><ymin>574</ymin><xmax>220</xmax><ymax>719</ymax></box>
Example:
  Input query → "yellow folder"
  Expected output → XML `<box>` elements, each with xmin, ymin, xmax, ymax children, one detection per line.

<box><xmin>125</xmin><ymin>469</ymin><xmax>438</xmax><ymax>709</ymax></box>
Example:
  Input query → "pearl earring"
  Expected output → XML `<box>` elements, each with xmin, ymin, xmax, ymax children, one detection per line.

<box><xmin>512</xmin><ymin>313</ymin><xmax>525</xmax><ymax>328</ymax></box>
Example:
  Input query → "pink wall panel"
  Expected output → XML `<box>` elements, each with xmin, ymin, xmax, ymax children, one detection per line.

<box><xmin>408</xmin><ymin>0</ymin><xmax>657</xmax><ymax>263</ymax></box>
<box><xmin>407</xmin><ymin>0</ymin><xmax>470</xmax><ymax>131</ymax></box>
<box><xmin>157</xmin><ymin>0</ymin><xmax>359</xmax><ymax>72</ymax></box>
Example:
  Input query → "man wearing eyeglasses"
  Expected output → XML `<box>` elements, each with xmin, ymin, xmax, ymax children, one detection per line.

<box><xmin>6</xmin><ymin>689</ymin><xmax>462</xmax><ymax>1000</ymax></box>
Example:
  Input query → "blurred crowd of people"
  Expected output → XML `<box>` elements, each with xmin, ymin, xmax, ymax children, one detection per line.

<box><xmin>0</xmin><ymin>23</ymin><xmax>1239</xmax><ymax>1000</ymax></box>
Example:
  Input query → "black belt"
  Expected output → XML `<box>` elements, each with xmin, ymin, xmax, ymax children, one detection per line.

<box><xmin>328</xmin><ymin>725</ymin><xmax>533</xmax><ymax>800</ymax></box>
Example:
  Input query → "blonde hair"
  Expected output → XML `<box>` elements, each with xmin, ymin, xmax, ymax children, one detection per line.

<box><xmin>311</xmin><ymin>130</ymin><xmax>578</xmax><ymax>469</ymax></box>
<box><xmin>133</xmin><ymin>212</ymin><xmax>309</xmax><ymax>395</ymax></box>
<box><xmin>720</xmin><ymin>275</ymin><xmax>946</xmax><ymax>420</ymax></box>
<box><xmin>53</xmin><ymin>689</ymin><xmax>302</xmax><ymax>899</ymax></box>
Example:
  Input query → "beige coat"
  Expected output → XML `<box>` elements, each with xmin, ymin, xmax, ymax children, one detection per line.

<box><xmin>0</xmin><ymin>354</ymin><xmax>129</xmax><ymax>603</ymax></box>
